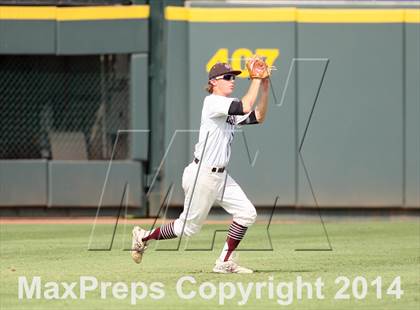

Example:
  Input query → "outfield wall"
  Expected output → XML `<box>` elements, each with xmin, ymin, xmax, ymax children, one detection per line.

<box><xmin>0</xmin><ymin>5</ymin><xmax>150</xmax><ymax>211</ymax></box>
<box><xmin>162</xmin><ymin>6</ymin><xmax>420</xmax><ymax>208</ymax></box>
<box><xmin>0</xmin><ymin>3</ymin><xmax>419</xmax><ymax>212</ymax></box>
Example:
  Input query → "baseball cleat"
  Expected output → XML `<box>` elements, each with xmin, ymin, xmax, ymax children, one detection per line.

<box><xmin>212</xmin><ymin>255</ymin><xmax>253</xmax><ymax>274</ymax></box>
<box><xmin>131</xmin><ymin>226</ymin><xmax>148</xmax><ymax>264</ymax></box>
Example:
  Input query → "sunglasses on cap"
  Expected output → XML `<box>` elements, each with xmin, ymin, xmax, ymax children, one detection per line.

<box><xmin>214</xmin><ymin>74</ymin><xmax>236</xmax><ymax>81</ymax></box>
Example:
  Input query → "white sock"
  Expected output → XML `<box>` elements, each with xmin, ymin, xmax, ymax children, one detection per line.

<box><xmin>218</xmin><ymin>242</ymin><xmax>229</xmax><ymax>262</ymax></box>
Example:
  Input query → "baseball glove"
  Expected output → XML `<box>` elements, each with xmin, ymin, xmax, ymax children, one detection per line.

<box><xmin>246</xmin><ymin>55</ymin><xmax>270</xmax><ymax>79</ymax></box>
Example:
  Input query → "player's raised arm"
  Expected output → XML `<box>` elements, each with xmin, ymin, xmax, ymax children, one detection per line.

<box><xmin>255</xmin><ymin>78</ymin><xmax>270</xmax><ymax>123</ymax></box>
<box><xmin>242</xmin><ymin>55</ymin><xmax>271</xmax><ymax>115</ymax></box>
<box><xmin>241</xmin><ymin>79</ymin><xmax>262</xmax><ymax>113</ymax></box>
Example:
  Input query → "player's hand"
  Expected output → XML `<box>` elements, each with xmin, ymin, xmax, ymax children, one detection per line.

<box><xmin>246</xmin><ymin>55</ymin><xmax>270</xmax><ymax>79</ymax></box>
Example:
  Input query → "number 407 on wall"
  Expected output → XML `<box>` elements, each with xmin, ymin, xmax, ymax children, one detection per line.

<box><xmin>206</xmin><ymin>48</ymin><xmax>279</xmax><ymax>78</ymax></box>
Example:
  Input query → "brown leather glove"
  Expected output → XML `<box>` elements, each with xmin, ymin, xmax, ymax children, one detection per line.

<box><xmin>246</xmin><ymin>55</ymin><xmax>270</xmax><ymax>79</ymax></box>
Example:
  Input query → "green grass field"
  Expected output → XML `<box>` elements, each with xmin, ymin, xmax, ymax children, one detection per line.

<box><xmin>1</xmin><ymin>219</ymin><xmax>419</xmax><ymax>310</ymax></box>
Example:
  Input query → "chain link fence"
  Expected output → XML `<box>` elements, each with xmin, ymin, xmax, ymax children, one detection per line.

<box><xmin>0</xmin><ymin>55</ymin><xmax>131</xmax><ymax>160</ymax></box>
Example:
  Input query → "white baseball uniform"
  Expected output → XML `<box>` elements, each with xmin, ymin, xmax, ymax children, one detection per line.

<box><xmin>173</xmin><ymin>94</ymin><xmax>258</xmax><ymax>237</ymax></box>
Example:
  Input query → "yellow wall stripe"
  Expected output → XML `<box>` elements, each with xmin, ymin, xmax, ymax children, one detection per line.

<box><xmin>405</xmin><ymin>9</ymin><xmax>420</xmax><ymax>23</ymax></box>
<box><xmin>165</xmin><ymin>7</ymin><xmax>420</xmax><ymax>23</ymax></box>
<box><xmin>297</xmin><ymin>9</ymin><xmax>405</xmax><ymax>23</ymax></box>
<box><xmin>0</xmin><ymin>6</ymin><xmax>56</xmax><ymax>20</ymax></box>
<box><xmin>165</xmin><ymin>6</ymin><xmax>189</xmax><ymax>21</ymax></box>
<box><xmin>0</xmin><ymin>5</ymin><xmax>149</xmax><ymax>21</ymax></box>
<box><xmin>0</xmin><ymin>5</ymin><xmax>417</xmax><ymax>23</ymax></box>
<box><xmin>165</xmin><ymin>7</ymin><xmax>296</xmax><ymax>22</ymax></box>
<box><xmin>191</xmin><ymin>8</ymin><xmax>295</xmax><ymax>23</ymax></box>
<box><xmin>57</xmin><ymin>6</ymin><xmax>149</xmax><ymax>21</ymax></box>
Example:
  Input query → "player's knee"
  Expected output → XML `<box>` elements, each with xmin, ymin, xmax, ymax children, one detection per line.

<box><xmin>182</xmin><ymin>230</ymin><xmax>193</xmax><ymax>237</ymax></box>
<box><xmin>244</xmin><ymin>204</ymin><xmax>257</xmax><ymax>225</ymax></box>
<box><xmin>174</xmin><ymin>220</ymin><xmax>201</xmax><ymax>237</ymax></box>
<box><xmin>235</xmin><ymin>205</ymin><xmax>257</xmax><ymax>227</ymax></box>
<box><xmin>183</xmin><ymin>225</ymin><xmax>201</xmax><ymax>237</ymax></box>
<box><xmin>247</xmin><ymin>206</ymin><xmax>257</xmax><ymax>225</ymax></box>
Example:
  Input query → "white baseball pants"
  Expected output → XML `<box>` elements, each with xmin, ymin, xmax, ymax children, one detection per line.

<box><xmin>173</xmin><ymin>161</ymin><xmax>257</xmax><ymax>237</ymax></box>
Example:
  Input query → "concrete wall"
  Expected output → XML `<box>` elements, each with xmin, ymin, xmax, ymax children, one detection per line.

<box><xmin>48</xmin><ymin>161</ymin><xmax>142</xmax><ymax>207</ymax></box>
<box><xmin>0</xmin><ymin>160</ymin><xmax>48</xmax><ymax>206</ymax></box>
<box><xmin>0</xmin><ymin>5</ymin><xmax>418</xmax><ymax>210</ymax></box>
<box><xmin>0</xmin><ymin>5</ymin><xmax>149</xmax><ymax>54</ymax></box>
<box><xmin>0</xmin><ymin>6</ymin><xmax>150</xmax><ymax>209</ymax></box>
<box><xmin>0</xmin><ymin>160</ymin><xmax>143</xmax><ymax>207</ymax></box>
<box><xmin>163</xmin><ymin>6</ymin><xmax>420</xmax><ymax>207</ymax></box>
<box><xmin>405</xmin><ymin>20</ymin><xmax>420</xmax><ymax>207</ymax></box>
<box><xmin>297</xmin><ymin>23</ymin><xmax>404</xmax><ymax>207</ymax></box>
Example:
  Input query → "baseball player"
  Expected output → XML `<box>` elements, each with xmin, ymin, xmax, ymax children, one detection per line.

<box><xmin>131</xmin><ymin>57</ymin><xmax>270</xmax><ymax>273</ymax></box>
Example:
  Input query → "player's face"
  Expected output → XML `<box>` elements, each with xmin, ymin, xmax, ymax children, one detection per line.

<box><xmin>213</xmin><ymin>74</ymin><xmax>236</xmax><ymax>96</ymax></box>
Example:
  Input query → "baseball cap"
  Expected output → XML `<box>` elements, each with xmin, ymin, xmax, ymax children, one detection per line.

<box><xmin>208</xmin><ymin>63</ymin><xmax>242</xmax><ymax>80</ymax></box>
